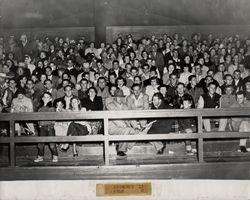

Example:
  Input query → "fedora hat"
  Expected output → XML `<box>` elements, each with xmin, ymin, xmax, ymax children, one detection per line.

<box><xmin>114</xmin><ymin>89</ymin><xmax>125</xmax><ymax>97</ymax></box>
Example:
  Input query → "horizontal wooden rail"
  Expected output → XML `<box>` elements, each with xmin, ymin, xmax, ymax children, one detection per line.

<box><xmin>0</xmin><ymin>108</ymin><xmax>250</xmax><ymax>167</ymax></box>
<box><xmin>1</xmin><ymin>132</ymin><xmax>250</xmax><ymax>144</ymax></box>
<box><xmin>0</xmin><ymin>108</ymin><xmax>250</xmax><ymax>121</ymax></box>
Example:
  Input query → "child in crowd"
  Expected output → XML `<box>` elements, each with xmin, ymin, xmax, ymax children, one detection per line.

<box><xmin>178</xmin><ymin>96</ymin><xmax>197</xmax><ymax>155</ymax></box>
<box><xmin>34</xmin><ymin>92</ymin><xmax>58</xmax><ymax>163</ymax></box>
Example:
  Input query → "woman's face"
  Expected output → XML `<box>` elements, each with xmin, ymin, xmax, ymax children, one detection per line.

<box><xmin>71</xmin><ymin>99</ymin><xmax>80</xmax><ymax>109</ymax></box>
<box><xmin>42</xmin><ymin>94</ymin><xmax>52</xmax><ymax>105</ymax></box>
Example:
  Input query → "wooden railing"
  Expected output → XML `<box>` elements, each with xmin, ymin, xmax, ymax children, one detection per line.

<box><xmin>1</xmin><ymin>108</ymin><xmax>250</xmax><ymax>167</ymax></box>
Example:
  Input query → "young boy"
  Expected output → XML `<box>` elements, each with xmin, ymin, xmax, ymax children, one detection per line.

<box><xmin>178</xmin><ymin>96</ymin><xmax>197</xmax><ymax>155</ymax></box>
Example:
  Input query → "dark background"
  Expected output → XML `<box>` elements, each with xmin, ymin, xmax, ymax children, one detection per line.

<box><xmin>0</xmin><ymin>0</ymin><xmax>250</xmax><ymax>42</ymax></box>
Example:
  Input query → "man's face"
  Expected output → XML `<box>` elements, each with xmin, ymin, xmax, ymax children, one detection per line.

<box><xmin>88</xmin><ymin>88</ymin><xmax>96</xmax><ymax>98</ymax></box>
<box><xmin>98</xmin><ymin>79</ymin><xmax>106</xmax><ymax>88</ymax></box>
<box><xmin>117</xmin><ymin>79</ymin><xmax>124</xmax><ymax>87</ymax></box>
<box><xmin>170</xmin><ymin>75</ymin><xmax>177</xmax><ymax>85</ymax></box>
<box><xmin>152</xmin><ymin>96</ymin><xmax>161</xmax><ymax>108</ymax></box>
<box><xmin>195</xmin><ymin>65</ymin><xmax>201</xmax><ymax>73</ymax></box>
<box><xmin>20</xmin><ymin>35</ymin><xmax>27</xmax><ymax>43</ymax></box>
<box><xmin>238</xmin><ymin>64</ymin><xmax>245</xmax><ymax>72</ymax></box>
<box><xmin>150</xmin><ymin>79</ymin><xmax>157</xmax><ymax>86</ymax></box>
<box><xmin>177</xmin><ymin>85</ymin><xmax>185</xmax><ymax>95</ymax></box>
<box><xmin>26</xmin><ymin>80</ymin><xmax>34</xmax><ymax>89</ymax></box>
<box><xmin>208</xmin><ymin>84</ymin><xmax>216</xmax><ymax>95</ymax></box>
<box><xmin>45</xmin><ymin>68</ymin><xmax>52</xmax><ymax>76</ymax></box>
<box><xmin>198</xmin><ymin>58</ymin><xmax>204</xmax><ymax>65</ymax></box>
<box><xmin>218</xmin><ymin>64</ymin><xmax>225</xmax><ymax>72</ymax></box>
<box><xmin>113</xmin><ymin>62</ymin><xmax>119</xmax><ymax>70</ymax></box>
<box><xmin>237</xmin><ymin>94</ymin><xmax>245</xmax><ymax>105</ymax></box>
<box><xmin>45</xmin><ymin>81</ymin><xmax>53</xmax><ymax>90</ymax></box>
<box><xmin>9</xmin><ymin>80</ymin><xmax>16</xmax><ymax>88</ymax></box>
<box><xmin>190</xmin><ymin>77</ymin><xmax>197</xmax><ymax>85</ymax></box>
<box><xmin>67</xmin><ymin>60</ymin><xmax>73</xmax><ymax>68</ymax></box>
<box><xmin>184</xmin><ymin>56</ymin><xmax>190</xmax><ymax>63</ymax></box>
<box><xmin>159</xmin><ymin>87</ymin><xmax>167</xmax><ymax>96</ymax></box>
<box><xmin>125</xmin><ymin>64</ymin><xmax>132</xmax><ymax>73</ymax></box>
<box><xmin>65</xmin><ymin>87</ymin><xmax>73</xmax><ymax>97</ymax></box>
<box><xmin>225</xmin><ymin>76</ymin><xmax>233</xmax><ymax>85</ymax></box>
<box><xmin>245</xmin><ymin>82</ymin><xmax>250</xmax><ymax>92</ymax></box>
<box><xmin>225</xmin><ymin>87</ymin><xmax>233</xmax><ymax>95</ymax></box>
<box><xmin>131</xmin><ymin>69</ymin><xmax>137</xmax><ymax>77</ymax></box>
<box><xmin>133</xmin><ymin>86</ymin><xmax>141</xmax><ymax>96</ymax></box>
<box><xmin>205</xmin><ymin>77</ymin><xmax>213</xmax><ymax>84</ymax></box>
<box><xmin>143</xmin><ymin>66</ymin><xmax>149</xmax><ymax>73</ymax></box>
<box><xmin>83</xmin><ymin>62</ymin><xmax>90</xmax><ymax>71</ymax></box>
<box><xmin>234</xmin><ymin>71</ymin><xmax>240</xmax><ymax>80</ymax></box>
<box><xmin>183</xmin><ymin>100</ymin><xmax>191</xmax><ymax>109</ymax></box>
<box><xmin>109</xmin><ymin>75</ymin><xmax>116</xmax><ymax>84</ymax></box>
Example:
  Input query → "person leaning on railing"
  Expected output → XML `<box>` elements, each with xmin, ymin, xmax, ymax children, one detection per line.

<box><xmin>148</xmin><ymin>92</ymin><xmax>175</xmax><ymax>154</ymax></box>
<box><xmin>197</xmin><ymin>81</ymin><xmax>221</xmax><ymax>132</ymax></box>
<box><xmin>178</xmin><ymin>96</ymin><xmax>197</xmax><ymax>155</ymax></box>
<box><xmin>107</xmin><ymin>89</ymin><xmax>151</xmax><ymax>158</ymax></box>
<box><xmin>34</xmin><ymin>92</ymin><xmax>58</xmax><ymax>163</ymax></box>
<box><xmin>230</xmin><ymin>91</ymin><xmax>250</xmax><ymax>152</ymax></box>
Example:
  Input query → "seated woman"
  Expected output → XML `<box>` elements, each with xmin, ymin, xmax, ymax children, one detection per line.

<box><xmin>66</xmin><ymin>97</ymin><xmax>92</xmax><ymax>156</ymax></box>
<box><xmin>82</xmin><ymin>87</ymin><xmax>103</xmax><ymax>134</ymax></box>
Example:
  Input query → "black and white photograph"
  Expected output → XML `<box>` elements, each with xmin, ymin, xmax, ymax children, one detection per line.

<box><xmin>0</xmin><ymin>0</ymin><xmax>250</xmax><ymax>199</ymax></box>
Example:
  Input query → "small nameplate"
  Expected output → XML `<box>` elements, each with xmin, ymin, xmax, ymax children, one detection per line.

<box><xmin>96</xmin><ymin>182</ymin><xmax>152</xmax><ymax>196</ymax></box>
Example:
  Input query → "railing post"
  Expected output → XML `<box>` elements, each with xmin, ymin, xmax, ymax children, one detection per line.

<box><xmin>198</xmin><ymin>115</ymin><xmax>204</xmax><ymax>163</ymax></box>
<box><xmin>9</xmin><ymin>118</ymin><xmax>15</xmax><ymax>167</ymax></box>
<box><xmin>103</xmin><ymin>118</ymin><xmax>110</xmax><ymax>166</ymax></box>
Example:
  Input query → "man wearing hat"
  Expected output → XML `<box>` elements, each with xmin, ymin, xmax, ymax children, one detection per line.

<box><xmin>106</xmin><ymin>89</ymin><xmax>151</xmax><ymax>158</ymax></box>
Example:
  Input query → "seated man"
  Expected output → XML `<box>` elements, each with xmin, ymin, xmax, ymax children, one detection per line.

<box><xmin>106</xmin><ymin>89</ymin><xmax>151</xmax><ymax>158</ymax></box>
<box><xmin>197</xmin><ymin>82</ymin><xmax>221</xmax><ymax>132</ymax></box>
<box><xmin>148</xmin><ymin>92</ymin><xmax>175</xmax><ymax>154</ymax></box>
<box><xmin>230</xmin><ymin>91</ymin><xmax>250</xmax><ymax>152</ymax></box>
<box><xmin>218</xmin><ymin>85</ymin><xmax>237</xmax><ymax>131</ymax></box>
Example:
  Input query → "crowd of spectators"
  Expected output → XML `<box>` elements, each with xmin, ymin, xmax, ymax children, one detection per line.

<box><xmin>1</xmin><ymin>32</ymin><xmax>250</xmax><ymax>161</ymax></box>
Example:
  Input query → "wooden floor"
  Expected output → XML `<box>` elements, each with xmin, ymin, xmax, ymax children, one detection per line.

<box><xmin>1</xmin><ymin>140</ymin><xmax>250</xmax><ymax>167</ymax></box>
<box><xmin>1</xmin><ymin>140</ymin><xmax>250</xmax><ymax>180</ymax></box>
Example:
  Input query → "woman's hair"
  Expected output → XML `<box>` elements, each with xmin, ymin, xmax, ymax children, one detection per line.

<box><xmin>69</xmin><ymin>96</ymin><xmax>81</xmax><ymax>110</ymax></box>
<box><xmin>40</xmin><ymin>92</ymin><xmax>53</xmax><ymax>107</ymax></box>
<box><xmin>53</xmin><ymin>98</ymin><xmax>66</xmax><ymax>109</ymax></box>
